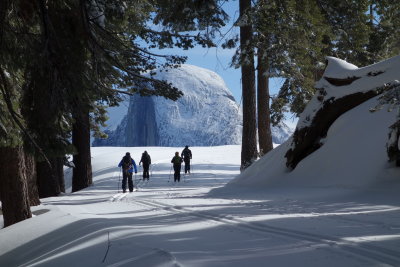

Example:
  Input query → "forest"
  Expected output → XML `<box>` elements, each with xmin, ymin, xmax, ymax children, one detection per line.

<box><xmin>1</xmin><ymin>0</ymin><xmax>400</xmax><ymax>228</ymax></box>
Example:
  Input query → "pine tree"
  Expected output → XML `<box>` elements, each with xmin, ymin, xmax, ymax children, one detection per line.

<box><xmin>1</xmin><ymin>0</ymin><xmax>228</xmax><ymax>225</ymax></box>
<box><xmin>239</xmin><ymin>0</ymin><xmax>258</xmax><ymax>170</ymax></box>
<box><xmin>257</xmin><ymin>46</ymin><xmax>273</xmax><ymax>156</ymax></box>
<box><xmin>255</xmin><ymin>0</ymin><xmax>329</xmax><ymax>124</ymax></box>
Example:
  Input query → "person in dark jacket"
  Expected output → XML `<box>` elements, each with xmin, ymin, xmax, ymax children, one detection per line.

<box><xmin>139</xmin><ymin>151</ymin><xmax>151</xmax><ymax>181</ymax></box>
<box><xmin>181</xmin><ymin>145</ymin><xmax>192</xmax><ymax>174</ymax></box>
<box><xmin>171</xmin><ymin>152</ymin><xmax>183</xmax><ymax>182</ymax></box>
<box><xmin>118</xmin><ymin>152</ymin><xmax>138</xmax><ymax>192</ymax></box>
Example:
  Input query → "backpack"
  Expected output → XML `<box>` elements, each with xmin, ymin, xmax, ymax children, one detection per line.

<box><xmin>142</xmin><ymin>153</ymin><xmax>150</xmax><ymax>165</ymax></box>
<box><xmin>173</xmin><ymin>156</ymin><xmax>182</xmax><ymax>165</ymax></box>
<box><xmin>122</xmin><ymin>156</ymin><xmax>132</xmax><ymax>171</ymax></box>
<box><xmin>183</xmin><ymin>149</ymin><xmax>191</xmax><ymax>158</ymax></box>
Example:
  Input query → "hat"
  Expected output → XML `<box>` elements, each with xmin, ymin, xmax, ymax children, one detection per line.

<box><xmin>175</xmin><ymin>152</ymin><xmax>179</xmax><ymax>155</ymax></box>
<box><xmin>126</xmin><ymin>152</ymin><xmax>130</xmax><ymax>156</ymax></box>
<box><xmin>185</xmin><ymin>145</ymin><xmax>188</xmax><ymax>148</ymax></box>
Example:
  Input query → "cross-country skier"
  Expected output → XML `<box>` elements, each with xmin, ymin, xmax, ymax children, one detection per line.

<box><xmin>118</xmin><ymin>152</ymin><xmax>137</xmax><ymax>192</ymax></box>
<box><xmin>139</xmin><ymin>151</ymin><xmax>151</xmax><ymax>181</ymax></box>
<box><xmin>171</xmin><ymin>152</ymin><xmax>183</xmax><ymax>182</ymax></box>
<box><xmin>181</xmin><ymin>145</ymin><xmax>192</xmax><ymax>174</ymax></box>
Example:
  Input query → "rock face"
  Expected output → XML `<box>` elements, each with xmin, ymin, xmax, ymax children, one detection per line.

<box><xmin>93</xmin><ymin>64</ymin><xmax>294</xmax><ymax>147</ymax></box>
<box><xmin>93</xmin><ymin>65</ymin><xmax>242</xmax><ymax>147</ymax></box>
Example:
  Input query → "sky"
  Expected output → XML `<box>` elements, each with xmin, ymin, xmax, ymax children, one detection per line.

<box><xmin>154</xmin><ymin>0</ymin><xmax>285</xmax><ymax>105</ymax></box>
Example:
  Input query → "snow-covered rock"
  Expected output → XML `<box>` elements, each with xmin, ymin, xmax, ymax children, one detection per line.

<box><xmin>298</xmin><ymin>55</ymin><xmax>400</xmax><ymax>129</ymax></box>
<box><xmin>93</xmin><ymin>65</ymin><xmax>242</xmax><ymax>147</ymax></box>
<box><xmin>222</xmin><ymin>55</ymin><xmax>400</xmax><ymax>192</ymax></box>
<box><xmin>93</xmin><ymin>64</ymin><xmax>293</xmax><ymax>147</ymax></box>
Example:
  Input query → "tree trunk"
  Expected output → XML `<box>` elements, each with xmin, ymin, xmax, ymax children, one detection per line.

<box><xmin>37</xmin><ymin>158</ymin><xmax>64</xmax><ymax>198</ymax></box>
<box><xmin>0</xmin><ymin>146</ymin><xmax>32</xmax><ymax>227</ymax></box>
<box><xmin>24</xmin><ymin>153</ymin><xmax>40</xmax><ymax>206</ymax></box>
<box><xmin>240</xmin><ymin>0</ymin><xmax>258</xmax><ymax>170</ymax></box>
<box><xmin>257</xmin><ymin>47</ymin><xmax>273</xmax><ymax>156</ymax></box>
<box><xmin>72</xmin><ymin>105</ymin><xmax>92</xmax><ymax>192</ymax></box>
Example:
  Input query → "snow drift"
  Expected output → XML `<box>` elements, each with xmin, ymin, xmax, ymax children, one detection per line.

<box><xmin>222</xmin><ymin>55</ymin><xmax>400</xmax><ymax>194</ymax></box>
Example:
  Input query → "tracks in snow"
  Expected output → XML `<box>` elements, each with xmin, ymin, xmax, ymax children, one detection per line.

<box><xmin>133</xmin><ymin>198</ymin><xmax>400</xmax><ymax>266</ymax></box>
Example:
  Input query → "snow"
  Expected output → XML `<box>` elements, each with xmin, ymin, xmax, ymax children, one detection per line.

<box><xmin>322</xmin><ymin>56</ymin><xmax>359</xmax><ymax>78</ymax></box>
<box><xmin>151</xmin><ymin>65</ymin><xmax>243</xmax><ymax>146</ymax></box>
<box><xmin>2</xmin><ymin>54</ymin><xmax>400</xmax><ymax>266</ymax></box>
<box><xmin>298</xmin><ymin>55</ymin><xmax>400</xmax><ymax>129</ymax></box>
<box><xmin>1</xmin><ymin>94</ymin><xmax>400</xmax><ymax>266</ymax></box>
<box><xmin>225</xmin><ymin>97</ymin><xmax>400</xmax><ymax>190</ymax></box>
<box><xmin>97</xmin><ymin>64</ymin><xmax>293</xmax><ymax>147</ymax></box>
<box><xmin>96</xmin><ymin>64</ymin><xmax>244</xmax><ymax>147</ymax></box>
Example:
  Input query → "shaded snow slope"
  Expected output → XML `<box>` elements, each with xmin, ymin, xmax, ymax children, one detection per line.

<box><xmin>222</xmin><ymin>96</ymin><xmax>400</xmax><ymax>194</ymax></box>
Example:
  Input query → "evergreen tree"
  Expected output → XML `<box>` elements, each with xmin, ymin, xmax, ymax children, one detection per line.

<box><xmin>239</xmin><ymin>0</ymin><xmax>258</xmax><ymax>170</ymax></box>
<box><xmin>0</xmin><ymin>0</ymin><xmax>228</xmax><ymax>225</ymax></box>
<box><xmin>225</xmin><ymin>0</ymin><xmax>328</xmax><ymax>158</ymax></box>
<box><xmin>257</xmin><ymin>0</ymin><xmax>329</xmax><ymax>124</ymax></box>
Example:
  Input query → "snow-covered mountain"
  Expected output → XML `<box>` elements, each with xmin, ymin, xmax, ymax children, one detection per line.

<box><xmin>93</xmin><ymin>64</ymin><xmax>292</xmax><ymax>147</ymax></box>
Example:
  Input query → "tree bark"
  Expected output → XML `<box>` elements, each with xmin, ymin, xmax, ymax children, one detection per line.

<box><xmin>24</xmin><ymin>153</ymin><xmax>40</xmax><ymax>206</ymax></box>
<box><xmin>0</xmin><ymin>146</ymin><xmax>32</xmax><ymax>227</ymax></box>
<box><xmin>257</xmin><ymin>47</ymin><xmax>273</xmax><ymax>156</ymax></box>
<box><xmin>240</xmin><ymin>0</ymin><xmax>258</xmax><ymax>170</ymax></box>
<box><xmin>37</xmin><ymin>157</ymin><xmax>64</xmax><ymax>198</ymax></box>
<box><xmin>72</xmin><ymin>105</ymin><xmax>92</xmax><ymax>192</ymax></box>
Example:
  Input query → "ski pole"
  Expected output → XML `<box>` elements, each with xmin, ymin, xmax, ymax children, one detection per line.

<box><xmin>183</xmin><ymin>167</ymin><xmax>186</xmax><ymax>183</ymax></box>
<box><xmin>118</xmin><ymin>167</ymin><xmax>121</xmax><ymax>193</ymax></box>
<box><xmin>168</xmin><ymin>164</ymin><xmax>172</xmax><ymax>182</ymax></box>
<box><xmin>134</xmin><ymin>172</ymin><xmax>137</xmax><ymax>189</ymax></box>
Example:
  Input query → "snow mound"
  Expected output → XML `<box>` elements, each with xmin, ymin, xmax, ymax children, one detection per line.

<box><xmin>323</xmin><ymin>56</ymin><xmax>359</xmax><ymax>78</ymax></box>
<box><xmin>297</xmin><ymin>55</ymin><xmax>400</xmax><ymax>129</ymax></box>
<box><xmin>220</xmin><ymin>93</ymin><xmax>400</xmax><ymax>194</ymax></box>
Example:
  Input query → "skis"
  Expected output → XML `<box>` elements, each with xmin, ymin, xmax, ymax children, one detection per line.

<box><xmin>136</xmin><ymin>178</ymin><xmax>150</xmax><ymax>189</ymax></box>
<box><xmin>110</xmin><ymin>192</ymin><xmax>128</xmax><ymax>202</ymax></box>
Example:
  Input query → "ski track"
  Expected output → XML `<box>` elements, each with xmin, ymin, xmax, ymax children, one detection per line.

<box><xmin>127</xmin><ymin>198</ymin><xmax>400</xmax><ymax>266</ymax></box>
<box><xmin>101</xmin><ymin>155</ymin><xmax>400</xmax><ymax>265</ymax></box>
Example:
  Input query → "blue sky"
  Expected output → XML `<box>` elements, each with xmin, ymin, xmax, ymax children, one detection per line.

<box><xmin>156</xmin><ymin>0</ymin><xmax>284</xmax><ymax>105</ymax></box>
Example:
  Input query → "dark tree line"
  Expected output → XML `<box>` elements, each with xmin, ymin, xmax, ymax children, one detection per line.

<box><xmin>0</xmin><ymin>0</ymin><xmax>228</xmax><ymax>227</ymax></box>
<box><xmin>234</xmin><ymin>0</ymin><xmax>400</xmax><ymax>170</ymax></box>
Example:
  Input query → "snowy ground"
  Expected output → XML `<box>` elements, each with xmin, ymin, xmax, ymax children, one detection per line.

<box><xmin>1</xmin><ymin>142</ymin><xmax>400</xmax><ymax>266</ymax></box>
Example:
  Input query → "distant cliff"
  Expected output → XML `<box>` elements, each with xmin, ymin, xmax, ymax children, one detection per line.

<box><xmin>93</xmin><ymin>65</ymin><xmax>242</xmax><ymax>147</ymax></box>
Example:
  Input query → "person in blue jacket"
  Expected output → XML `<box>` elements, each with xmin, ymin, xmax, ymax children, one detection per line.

<box><xmin>118</xmin><ymin>152</ymin><xmax>138</xmax><ymax>192</ymax></box>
